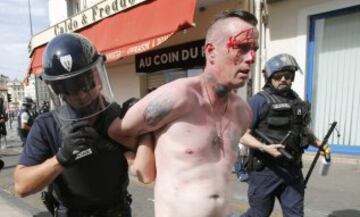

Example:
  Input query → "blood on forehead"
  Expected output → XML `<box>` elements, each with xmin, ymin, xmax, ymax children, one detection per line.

<box><xmin>227</xmin><ymin>28</ymin><xmax>258</xmax><ymax>49</ymax></box>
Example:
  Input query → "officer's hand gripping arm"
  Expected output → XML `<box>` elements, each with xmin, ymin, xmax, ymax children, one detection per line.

<box><xmin>56</xmin><ymin>121</ymin><xmax>97</xmax><ymax>167</ymax></box>
<box><xmin>108</xmin><ymin>85</ymin><xmax>191</xmax><ymax>150</ymax></box>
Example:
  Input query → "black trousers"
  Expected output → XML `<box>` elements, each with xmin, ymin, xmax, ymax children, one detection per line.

<box><xmin>56</xmin><ymin>197</ymin><xmax>132</xmax><ymax>217</ymax></box>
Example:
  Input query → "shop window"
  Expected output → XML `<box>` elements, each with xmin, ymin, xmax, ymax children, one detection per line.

<box><xmin>308</xmin><ymin>6</ymin><xmax>360</xmax><ymax>150</ymax></box>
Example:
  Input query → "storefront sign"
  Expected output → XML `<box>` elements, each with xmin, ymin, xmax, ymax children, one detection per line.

<box><xmin>29</xmin><ymin>0</ymin><xmax>149</xmax><ymax>53</ymax></box>
<box><xmin>135</xmin><ymin>39</ymin><xmax>205</xmax><ymax>73</ymax></box>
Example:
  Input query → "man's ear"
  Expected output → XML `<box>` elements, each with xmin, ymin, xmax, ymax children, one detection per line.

<box><xmin>205</xmin><ymin>43</ymin><xmax>215</xmax><ymax>64</ymax></box>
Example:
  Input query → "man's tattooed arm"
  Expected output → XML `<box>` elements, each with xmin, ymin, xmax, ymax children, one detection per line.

<box><xmin>144</xmin><ymin>95</ymin><xmax>174</xmax><ymax>127</ymax></box>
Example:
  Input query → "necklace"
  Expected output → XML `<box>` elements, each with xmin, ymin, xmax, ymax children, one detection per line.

<box><xmin>203</xmin><ymin>78</ymin><xmax>230</xmax><ymax>147</ymax></box>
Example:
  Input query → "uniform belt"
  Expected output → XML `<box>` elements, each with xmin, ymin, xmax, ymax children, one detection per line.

<box><xmin>57</xmin><ymin>195</ymin><xmax>132</xmax><ymax>217</ymax></box>
<box><xmin>67</xmin><ymin>202</ymin><xmax>130</xmax><ymax>217</ymax></box>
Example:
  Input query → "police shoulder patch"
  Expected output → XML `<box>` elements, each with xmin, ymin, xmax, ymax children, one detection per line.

<box><xmin>272</xmin><ymin>103</ymin><xmax>291</xmax><ymax>109</ymax></box>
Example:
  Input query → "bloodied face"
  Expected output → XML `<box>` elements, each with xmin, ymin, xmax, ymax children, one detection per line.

<box><xmin>207</xmin><ymin>21</ymin><xmax>259</xmax><ymax>89</ymax></box>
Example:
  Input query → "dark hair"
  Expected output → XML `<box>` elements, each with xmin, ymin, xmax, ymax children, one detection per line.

<box><xmin>121</xmin><ymin>97</ymin><xmax>139</xmax><ymax>118</ymax></box>
<box><xmin>214</xmin><ymin>9</ymin><xmax>258</xmax><ymax>26</ymax></box>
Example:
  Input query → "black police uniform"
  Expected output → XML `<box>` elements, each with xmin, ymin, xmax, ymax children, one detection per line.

<box><xmin>19</xmin><ymin>103</ymin><xmax>132</xmax><ymax>217</ymax></box>
<box><xmin>0</xmin><ymin>101</ymin><xmax>7</xmax><ymax>137</ymax></box>
<box><xmin>242</xmin><ymin>86</ymin><xmax>311</xmax><ymax>217</ymax></box>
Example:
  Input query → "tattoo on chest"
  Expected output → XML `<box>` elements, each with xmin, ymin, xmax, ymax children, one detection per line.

<box><xmin>144</xmin><ymin>95</ymin><xmax>174</xmax><ymax>127</ymax></box>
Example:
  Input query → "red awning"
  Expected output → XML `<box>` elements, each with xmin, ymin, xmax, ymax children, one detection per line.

<box><xmin>28</xmin><ymin>0</ymin><xmax>196</xmax><ymax>76</ymax></box>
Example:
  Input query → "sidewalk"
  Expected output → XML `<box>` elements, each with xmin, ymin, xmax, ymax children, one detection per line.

<box><xmin>0</xmin><ymin>122</ymin><xmax>46</xmax><ymax>217</ymax></box>
<box><xmin>0</xmin><ymin>188</ymin><xmax>36</xmax><ymax>217</ymax></box>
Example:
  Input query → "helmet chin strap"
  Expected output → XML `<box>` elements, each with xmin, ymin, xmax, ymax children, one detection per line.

<box><xmin>61</xmin><ymin>95</ymin><xmax>103</xmax><ymax>120</ymax></box>
<box><xmin>76</xmin><ymin>96</ymin><xmax>103</xmax><ymax>118</ymax></box>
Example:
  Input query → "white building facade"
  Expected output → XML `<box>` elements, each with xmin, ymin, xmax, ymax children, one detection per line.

<box><xmin>263</xmin><ymin>0</ymin><xmax>360</xmax><ymax>154</ymax></box>
<box><xmin>7</xmin><ymin>80</ymin><xmax>25</xmax><ymax>112</ymax></box>
<box><xmin>0</xmin><ymin>75</ymin><xmax>8</xmax><ymax>102</ymax></box>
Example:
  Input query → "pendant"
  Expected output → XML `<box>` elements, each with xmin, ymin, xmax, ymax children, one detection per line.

<box><xmin>213</xmin><ymin>135</ymin><xmax>224</xmax><ymax>147</ymax></box>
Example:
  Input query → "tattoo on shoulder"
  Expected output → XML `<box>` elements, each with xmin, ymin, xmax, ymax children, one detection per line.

<box><xmin>144</xmin><ymin>95</ymin><xmax>174</xmax><ymax>127</ymax></box>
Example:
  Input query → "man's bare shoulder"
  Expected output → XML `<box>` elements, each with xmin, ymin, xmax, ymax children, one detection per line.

<box><xmin>161</xmin><ymin>76</ymin><xmax>200</xmax><ymax>89</ymax></box>
<box><xmin>139</xmin><ymin>76</ymin><xmax>201</xmax><ymax>124</ymax></box>
<box><xmin>231</xmin><ymin>93</ymin><xmax>252</xmax><ymax>125</ymax></box>
<box><xmin>156</xmin><ymin>76</ymin><xmax>201</xmax><ymax>100</ymax></box>
<box><xmin>231</xmin><ymin>93</ymin><xmax>248</xmax><ymax>108</ymax></box>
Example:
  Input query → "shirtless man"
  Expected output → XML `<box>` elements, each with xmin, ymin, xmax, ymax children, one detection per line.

<box><xmin>109</xmin><ymin>9</ymin><xmax>259</xmax><ymax>217</ymax></box>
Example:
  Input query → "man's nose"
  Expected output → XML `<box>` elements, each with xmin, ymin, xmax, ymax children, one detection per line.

<box><xmin>74</xmin><ymin>89</ymin><xmax>90</xmax><ymax>99</ymax></box>
<box><xmin>280</xmin><ymin>75</ymin><xmax>287</xmax><ymax>81</ymax></box>
<box><xmin>245</xmin><ymin>50</ymin><xmax>256</xmax><ymax>64</ymax></box>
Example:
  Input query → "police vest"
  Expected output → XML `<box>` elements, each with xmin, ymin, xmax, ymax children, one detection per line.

<box><xmin>17</xmin><ymin>108</ymin><xmax>34</xmax><ymax>138</ymax></box>
<box><xmin>254</xmin><ymin>88</ymin><xmax>311</xmax><ymax>162</ymax></box>
<box><xmin>51</xmin><ymin>110</ymin><xmax>130</xmax><ymax>210</ymax></box>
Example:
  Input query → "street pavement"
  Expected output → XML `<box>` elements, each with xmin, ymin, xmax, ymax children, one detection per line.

<box><xmin>0</xmin><ymin>122</ymin><xmax>360</xmax><ymax>217</ymax></box>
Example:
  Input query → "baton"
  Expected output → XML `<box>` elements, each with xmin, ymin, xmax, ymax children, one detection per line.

<box><xmin>304</xmin><ymin>121</ymin><xmax>337</xmax><ymax>188</ymax></box>
<box><xmin>253</xmin><ymin>130</ymin><xmax>294</xmax><ymax>161</ymax></box>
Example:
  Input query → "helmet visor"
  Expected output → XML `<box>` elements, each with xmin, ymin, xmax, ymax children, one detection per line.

<box><xmin>264</xmin><ymin>54</ymin><xmax>302</xmax><ymax>79</ymax></box>
<box><xmin>47</xmin><ymin>58</ymin><xmax>114</xmax><ymax>120</ymax></box>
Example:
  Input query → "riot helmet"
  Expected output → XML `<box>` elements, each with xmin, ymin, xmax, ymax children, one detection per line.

<box><xmin>42</xmin><ymin>33</ymin><xmax>114</xmax><ymax>120</ymax></box>
<box><xmin>22</xmin><ymin>97</ymin><xmax>34</xmax><ymax>109</ymax></box>
<box><xmin>263</xmin><ymin>54</ymin><xmax>301</xmax><ymax>82</ymax></box>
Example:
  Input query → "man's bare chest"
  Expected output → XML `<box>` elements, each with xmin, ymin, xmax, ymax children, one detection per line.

<box><xmin>159</xmin><ymin>111</ymin><xmax>242</xmax><ymax>158</ymax></box>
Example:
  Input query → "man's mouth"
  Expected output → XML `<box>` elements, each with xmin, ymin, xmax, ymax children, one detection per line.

<box><xmin>239</xmin><ymin>69</ymin><xmax>250</xmax><ymax>75</ymax></box>
<box><xmin>237</xmin><ymin>69</ymin><xmax>250</xmax><ymax>79</ymax></box>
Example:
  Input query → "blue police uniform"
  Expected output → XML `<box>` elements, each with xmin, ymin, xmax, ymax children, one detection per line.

<box><xmin>19</xmin><ymin>103</ymin><xmax>131</xmax><ymax>217</ymax></box>
<box><xmin>241</xmin><ymin>87</ymin><xmax>309</xmax><ymax>217</ymax></box>
<box><xmin>17</xmin><ymin>108</ymin><xmax>34</xmax><ymax>144</ymax></box>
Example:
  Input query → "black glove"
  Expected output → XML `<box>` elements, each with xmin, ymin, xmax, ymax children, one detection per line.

<box><xmin>56</xmin><ymin>121</ymin><xmax>98</xmax><ymax>167</ymax></box>
<box><xmin>101</xmin><ymin>103</ymin><xmax>122</xmax><ymax>136</ymax></box>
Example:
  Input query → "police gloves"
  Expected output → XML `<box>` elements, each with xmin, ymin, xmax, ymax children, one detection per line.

<box><xmin>101</xmin><ymin>103</ymin><xmax>122</xmax><ymax>136</ymax></box>
<box><xmin>56</xmin><ymin>121</ymin><xmax>100</xmax><ymax>167</ymax></box>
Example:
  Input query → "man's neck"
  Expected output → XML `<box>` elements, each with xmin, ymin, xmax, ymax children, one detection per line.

<box><xmin>202</xmin><ymin>74</ymin><xmax>230</xmax><ymax>106</ymax></box>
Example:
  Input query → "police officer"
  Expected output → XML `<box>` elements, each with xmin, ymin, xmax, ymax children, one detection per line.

<box><xmin>0</xmin><ymin>97</ymin><xmax>7</xmax><ymax>137</ymax></box>
<box><xmin>0</xmin><ymin>98</ymin><xmax>4</xmax><ymax>165</ymax></box>
<box><xmin>17</xmin><ymin>97</ymin><xmax>35</xmax><ymax>146</ymax></box>
<box><xmin>39</xmin><ymin>101</ymin><xmax>50</xmax><ymax>114</ymax></box>
<box><xmin>14</xmin><ymin>33</ymin><xmax>132</xmax><ymax>217</ymax></box>
<box><xmin>240</xmin><ymin>54</ymin><xmax>330</xmax><ymax>217</ymax></box>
